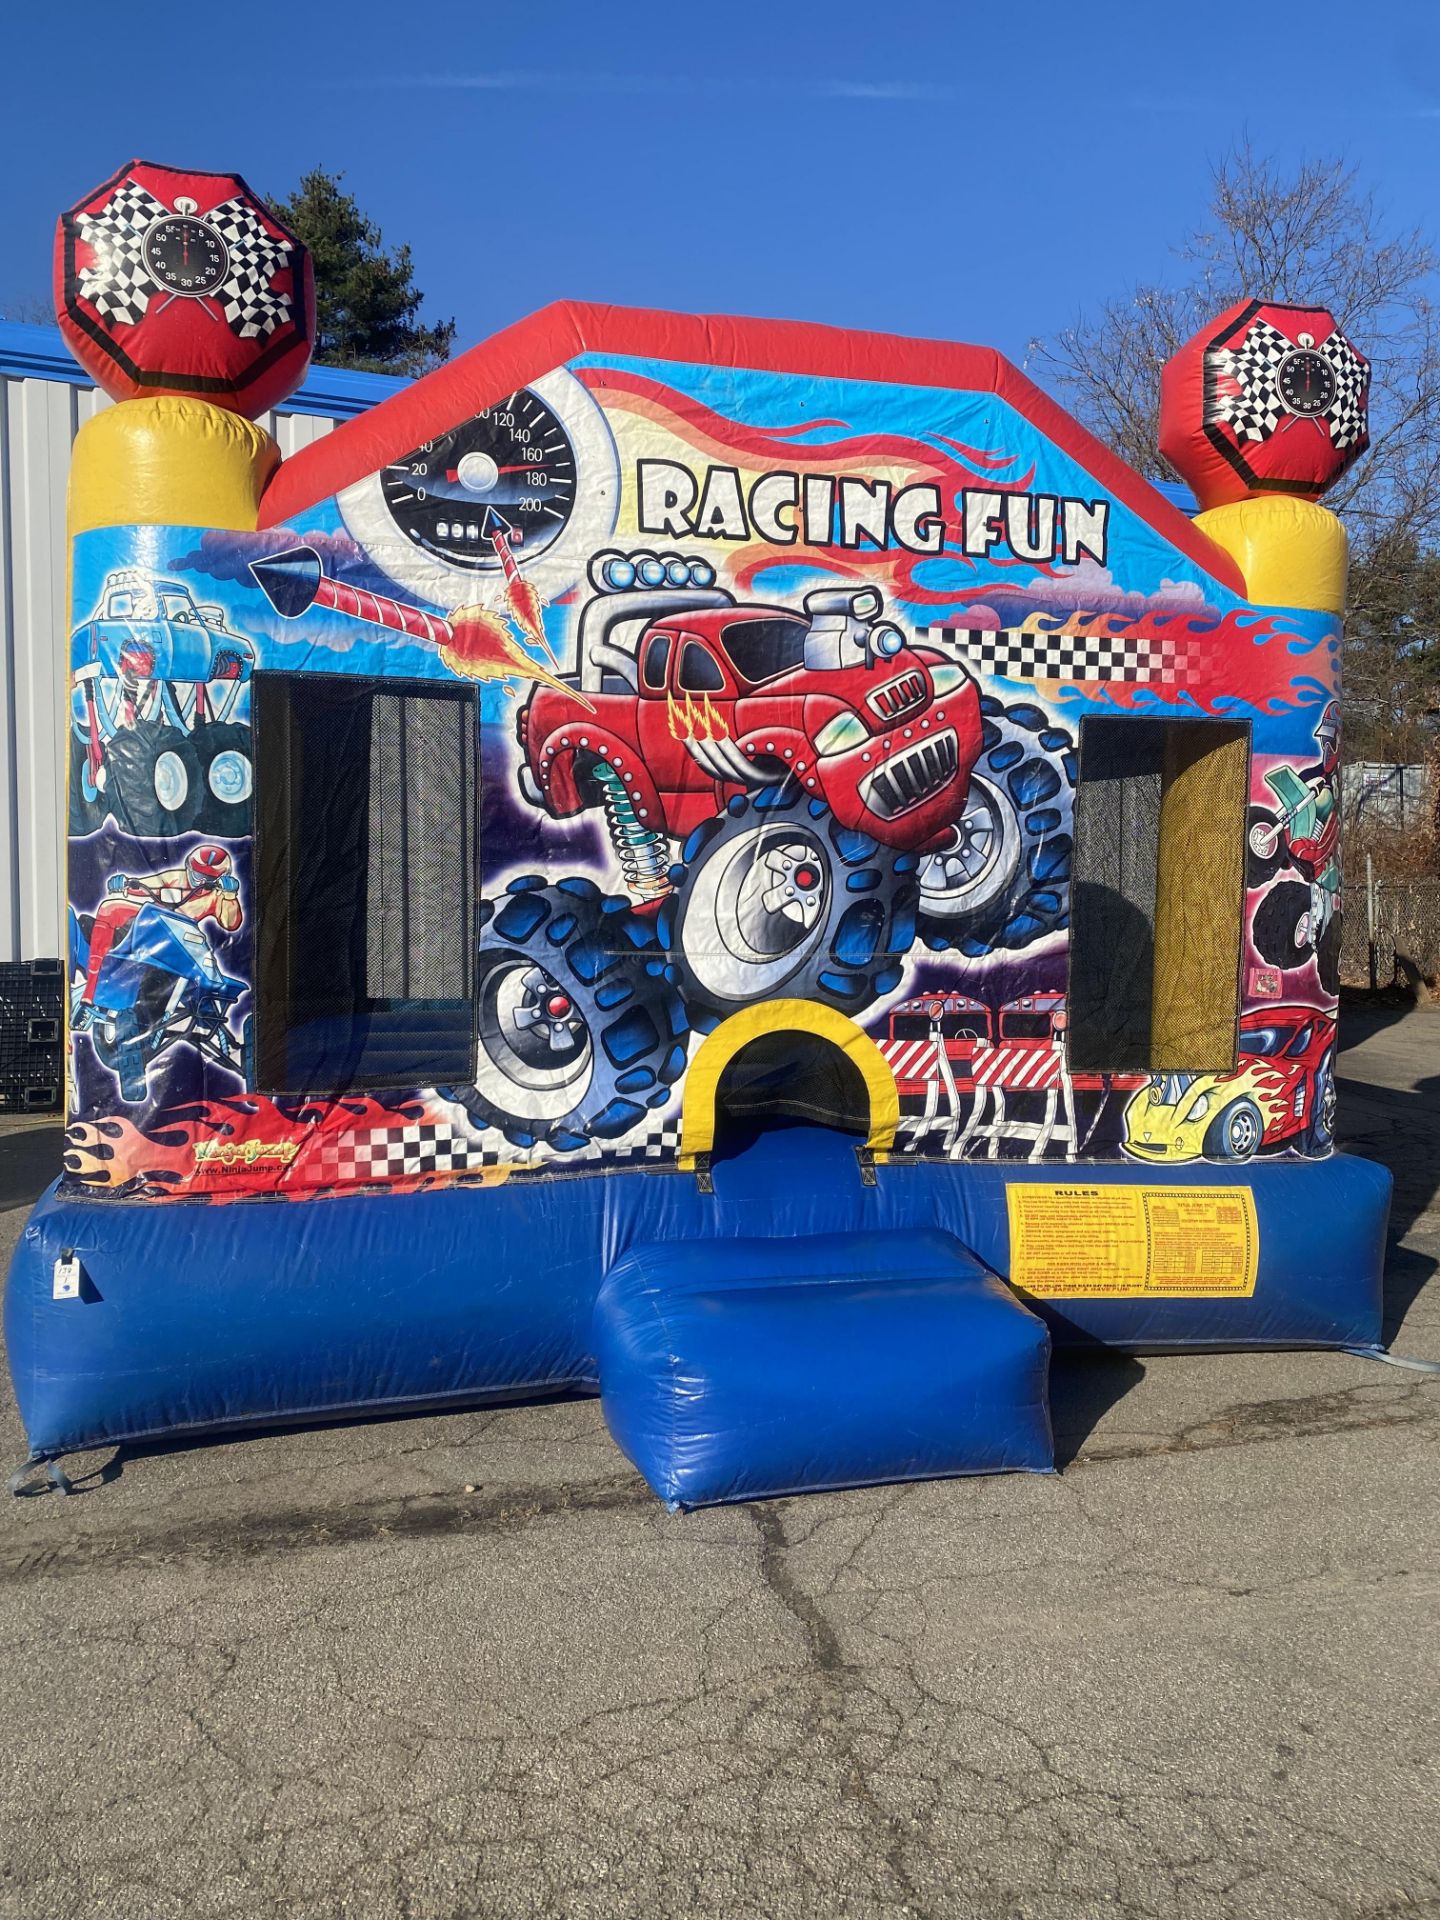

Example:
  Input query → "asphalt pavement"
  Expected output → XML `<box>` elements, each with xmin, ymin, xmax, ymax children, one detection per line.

<box><xmin>0</xmin><ymin>1001</ymin><xmax>1436</xmax><ymax>1919</ymax></box>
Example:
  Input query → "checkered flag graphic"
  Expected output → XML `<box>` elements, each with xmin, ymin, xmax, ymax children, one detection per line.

<box><xmin>206</xmin><ymin>195</ymin><xmax>298</xmax><ymax>340</ymax></box>
<box><xmin>919</xmin><ymin>626</ymin><xmax>1187</xmax><ymax>685</ymax></box>
<box><xmin>1318</xmin><ymin>330</ymin><xmax>1369</xmax><ymax>449</ymax></box>
<box><xmin>1208</xmin><ymin>318</ymin><xmax>1370</xmax><ymax>449</ymax></box>
<box><xmin>608</xmin><ymin>1114</ymin><xmax>686</xmax><ymax>1164</ymax></box>
<box><xmin>309</xmin><ymin>1120</ymin><xmax>491</xmax><ymax>1185</ymax></box>
<box><xmin>307</xmin><ymin>1105</ymin><xmax>687</xmax><ymax>1189</ymax></box>
<box><xmin>1208</xmin><ymin>319</ymin><xmax>1291</xmax><ymax>443</ymax></box>
<box><xmin>75</xmin><ymin>180</ymin><xmax>170</xmax><ymax>326</ymax></box>
<box><xmin>72</xmin><ymin>179</ymin><xmax>296</xmax><ymax>341</ymax></box>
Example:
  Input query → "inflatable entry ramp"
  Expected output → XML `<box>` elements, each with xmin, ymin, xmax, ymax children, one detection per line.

<box><xmin>593</xmin><ymin>1230</ymin><xmax>1054</xmax><ymax>1510</ymax></box>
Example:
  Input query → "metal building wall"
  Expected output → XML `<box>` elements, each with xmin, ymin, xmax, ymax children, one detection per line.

<box><xmin>0</xmin><ymin>324</ymin><xmax>401</xmax><ymax>962</ymax></box>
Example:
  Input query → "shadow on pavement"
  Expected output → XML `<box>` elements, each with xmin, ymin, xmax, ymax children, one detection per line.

<box><xmin>1337</xmin><ymin>1068</ymin><xmax>1440</xmax><ymax>1343</ymax></box>
<box><xmin>0</xmin><ymin>1126</ymin><xmax>63</xmax><ymax>1214</ymax></box>
<box><xmin>1047</xmin><ymin>1351</ymin><xmax>1147</xmax><ymax>1469</ymax></box>
<box><xmin>1337</xmin><ymin>986</ymin><xmax>1440</xmax><ymax>1345</ymax></box>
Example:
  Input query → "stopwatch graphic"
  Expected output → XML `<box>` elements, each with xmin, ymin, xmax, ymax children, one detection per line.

<box><xmin>142</xmin><ymin>213</ymin><xmax>230</xmax><ymax>298</ymax></box>
<box><xmin>1276</xmin><ymin>346</ymin><xmax>1339</xmax><ymax>420</ymax></box>
<box><xmin>338</xmin><ymin>367</ymin><xmax>619</xmax><ymax>608</ymax></box>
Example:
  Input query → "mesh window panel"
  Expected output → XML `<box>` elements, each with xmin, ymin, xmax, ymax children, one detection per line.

<box><xmin>1152</xmin><ymin>726</ymin><xmax>1248</xmax><ymax>1069</ymax></box>
<box><xmin>254</xmin><ymin>674</ymin><xmax>478</xmax><ymax>1093</ymax></box>
<box><xmin>366</xmin><ymin>692</ymin><xmax>474</xmax><ymax>1004</ymax></box>
<box><xmin>1068</xmin><ymin>717</ymin><xmax>1248</xmax><ymax>1074</ymax></box>
<box><xmin>1068</xmin><ymin>720</ymin><xmax>1164</xmax><ymax>1072</ymax></box>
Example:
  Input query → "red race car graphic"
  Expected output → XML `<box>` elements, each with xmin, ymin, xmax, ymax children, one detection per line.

<box><xmin>1123</xmin><ymin>1004</ymin><xmax>1338</xmax><ymax>1164</ymax></box>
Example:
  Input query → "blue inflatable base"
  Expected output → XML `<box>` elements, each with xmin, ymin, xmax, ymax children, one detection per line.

<box><xmin>5</xmin><ymin>1125</ymin><xmax>1391</xmax><ymax>1464</ymax></box>
<box><xmin>594</xmin><ymin>1231</ymin><xmax>1054</xmax><ymax>1509</ymax></box>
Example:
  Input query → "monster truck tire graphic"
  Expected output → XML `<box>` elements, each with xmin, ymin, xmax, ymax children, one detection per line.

<box><xmin>98</xmin><ymin>719</ymin><xmax>202</xmax><ymax>838</ymax></box>
<box><xmin>916</xmin><ymin>696</ymin><xmax>1075</xmax><ymax>956</ymax></box>
<box><xmin>1251</xmin><ymin>879</ymin><xmax>1343</xmax><ymax>995</ymax></box>
<box><xmin>193</xmin><ymin>721</ymin><xmax>254</xmax><ymax>834</ymax></box>
<box><xmin>659</xmin><ymin>783</ymin><xmax>918</xmax><ymax>1028</ymax></box>
<box><xmin>446</xmin><ymin>877</ymin><xmax>689</xmax><ymax>1153</ymax></box>
<box><xmin>1251</xmin><ymin>879</ymin><xmax>1310</xmax><ymax>968</ymax></box>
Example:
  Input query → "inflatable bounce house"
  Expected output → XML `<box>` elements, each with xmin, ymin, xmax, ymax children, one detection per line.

<box><xmin>6</xmin><ymin>160</ymin><xmax>1392</xmax><ymax>1505</ymax></box>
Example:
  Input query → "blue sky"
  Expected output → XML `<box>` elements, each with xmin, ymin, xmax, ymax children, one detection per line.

<box><xmin>3</xmin><ymin>0</ymin><xmax>1438</xmax><ymax>368</ymax></box>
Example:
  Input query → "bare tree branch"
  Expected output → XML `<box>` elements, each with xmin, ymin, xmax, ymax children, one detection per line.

<box><xmin>1028</xmin><ymin>144</ymin><xmax>1440</xmax><ymax>767</ymax></box>
<box><xmin>1028</xmin><ymin>143</ymin><xmax>1440</xmax><ymax>560</ymax></box>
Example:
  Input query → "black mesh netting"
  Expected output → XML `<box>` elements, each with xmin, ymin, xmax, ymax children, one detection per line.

<box><xmin>254</xmin><ymin>674</ymin><xmax>478</xmax><ymax>1093</ymax></box>
<box><xmin>1068</xmin><ymin>719</ymin><xmax>1164</xmax><ymax>1072</ymax></box>
<box><xmin>1068</xmin><ymin>717</ymin><xmax>1247</xmax><ymax>1074</ymax></box>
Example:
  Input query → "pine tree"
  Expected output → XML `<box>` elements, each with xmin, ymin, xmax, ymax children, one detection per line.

<box><xmin>274</xmin><ymin>170</ymin><xmax>455</xmax><ymax>376</ymax></box>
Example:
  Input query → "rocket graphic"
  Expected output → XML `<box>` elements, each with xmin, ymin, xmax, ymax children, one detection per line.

<box><xmin>248</xmin><ymin>545</ymin><xmax>588</xmax><ymax>706</ymax></box>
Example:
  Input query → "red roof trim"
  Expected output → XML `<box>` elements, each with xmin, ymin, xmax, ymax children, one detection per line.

<box><xmin>258</xmin><ymin>298</ymin><xmax>1244</xmax><ymax>595</ymax></box>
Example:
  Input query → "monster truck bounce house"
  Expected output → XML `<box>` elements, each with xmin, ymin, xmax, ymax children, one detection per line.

<box><xmin>6</xmin><ymin>159</ymin><xmax>1392</xmax><ymax>1505</ymax></box>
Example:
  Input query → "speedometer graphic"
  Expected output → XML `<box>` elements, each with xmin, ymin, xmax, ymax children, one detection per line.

<box><xmin>337</xmin><ymin>367</ymin><xmax>619</xmax><ymax>609</ymax></box>
<box><xmin>380</xmin><ymin>390</ymin><xmax>578</xmax><ymax>570</ymax></box>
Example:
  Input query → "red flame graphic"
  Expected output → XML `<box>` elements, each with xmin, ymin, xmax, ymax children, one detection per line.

<box><xmin>578</xmin><ymin>366</ymin><xmax>1045</xmax><ymax>606</ymax></box>
<box><xmin>63</xmin><ymin>1092</ymin><xmax>500</xmax><ymax>1204</ymax></box>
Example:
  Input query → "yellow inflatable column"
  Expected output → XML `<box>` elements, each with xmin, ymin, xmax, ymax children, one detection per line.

<box><xmin>1192</xmin><ymin>496</ymin><xmax>1348</xmax><ymax>619</ymax></box>
<box><xmin>69</xmin><ymin>396</ymin><xmax>279</xmax><ymax>536</ymax></box>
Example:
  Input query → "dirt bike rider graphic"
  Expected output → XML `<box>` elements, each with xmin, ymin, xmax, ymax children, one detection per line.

<box><xmin>1248</xmin><ymin>701</ymin><xmax>1343</xmax><ymax>992</ymax></box>
<box><xmin>73</xmin><ymin>845</ymin><xmax>242</xmax><ymax>1032</ymax></box>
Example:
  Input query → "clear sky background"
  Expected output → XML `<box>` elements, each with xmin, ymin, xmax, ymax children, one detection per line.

<box><xmin>3</xmin><ymin>0</ymin><xmax>1438</xmax><ymax>371</ymax></box>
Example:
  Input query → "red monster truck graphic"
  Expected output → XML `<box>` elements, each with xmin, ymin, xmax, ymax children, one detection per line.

<box><xmin>458</xmin><ymin>554</ymin><xmax>1078</xmax><ymax>1153</ymax></box>
<box><xmin>513</xmin><ymin>554</ymin><xmax>1078</xmax><ymax>1006</ymax></box>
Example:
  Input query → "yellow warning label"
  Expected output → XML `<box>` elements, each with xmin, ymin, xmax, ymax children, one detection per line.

<box><xmin>1005</xmin><ymin>1185</ymin><xmax>1259</xmax><ymax>1300</ymax></box>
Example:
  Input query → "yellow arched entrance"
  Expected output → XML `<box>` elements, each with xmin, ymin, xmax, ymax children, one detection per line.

<box><xmin>678</xmin><ymin>999</ymin><xmax>899</xmax><ymax>1168</ymax></box>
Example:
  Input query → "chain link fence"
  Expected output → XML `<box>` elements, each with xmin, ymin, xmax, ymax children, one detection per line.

<box><xmin>1342</xmin><ymin>875</ymin><xmax>1440</xmax><ymax>988</ymax></box>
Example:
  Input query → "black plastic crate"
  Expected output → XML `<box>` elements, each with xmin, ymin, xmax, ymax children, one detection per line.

<box><xmin>0</xmin><ymin>959</ymin><xmax>64</xmax><ymax>1114</ymax></box>
<box><xmin>0</xmin><ymin>1083</ymin><xmax>62</xmax><ymax>1115</ymax></box>
<box><xmin>0</xmin><ymin>1080</ymin><xmax>59</xmax><ymax>1113</ymax></box>
<box><xmin>0</xmin><ymin>958</ymin><xmax>63</xmax><ymax>988</ymax></box>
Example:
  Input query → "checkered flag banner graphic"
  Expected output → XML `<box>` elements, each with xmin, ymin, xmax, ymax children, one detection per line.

<box><xmin>918</xmin><ymin>626</ymin><xmax>1193</xmax><ymax>684</ymax></box>
<box><xmin>74</xmin><ymin>180</ymin><xmax>297</xmax><ymax>340</ymax></box>
<box><xmin>206</xmin><ymin>195</ymin><xmax>298</xmax><ymax>339</ymax></box>
<box><xmin>1207</xmin><ymin>320</ymin><xmax>1369</xmax><ymax>450</ymax></box>
<box><xmin>75</xmin><ymin>181</ymin><xmax>171</xmax><ymax>326</ymax></box>
<box><xmin>1318</xmin><ymin>332</ymin><xmax>1370</xmax><ymax>449</ymax></box>
<box><xmin>306</xmin><ymin>1108</ymin><xmax>687</xmax><ymax>1188</ymax></box>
